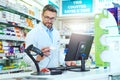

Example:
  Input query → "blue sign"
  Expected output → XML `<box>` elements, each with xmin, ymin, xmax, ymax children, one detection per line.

<box><xmin>62</xmin><ymin>0</ymin><xmax>93</xmax><ymax>15</ymax></box>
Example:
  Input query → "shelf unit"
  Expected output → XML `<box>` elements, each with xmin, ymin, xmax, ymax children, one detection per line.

<box><xmin>0</xmin><ymin>2</ymin><xmax>40</xmax><ymax>57</ymax></box>
<box><xmin>0</xmin><ymin>0</ymin><xmax>42</xmax><ymax>72</ymax></box>
<box><xmin>0</xmin><ymin>0</ymin><xmax>45</xmax><ymax>73</ymax></box>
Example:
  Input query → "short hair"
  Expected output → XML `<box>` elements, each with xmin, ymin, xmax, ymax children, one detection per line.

<box><xmin>42</xmin><ymin>4</ymin><xmax>57</xmax><ymax>15</ymax></box>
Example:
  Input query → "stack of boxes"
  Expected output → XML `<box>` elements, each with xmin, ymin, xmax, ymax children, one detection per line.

<box><xmin>0</xmin><ymin>26</ymin><xmax>25</xmax><ymax>40</ymax></box>
<box><xmin>0</xmin><ymin>11</ymin><xmax>34</xmax><ymax>28</ymax></box>
<box><xmin>25</xmin><ymin>18</ymin><xmax>34</xmax><ymax>28</ymax></box>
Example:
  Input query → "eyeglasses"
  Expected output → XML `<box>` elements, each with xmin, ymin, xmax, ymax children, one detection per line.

<box><xmin>43</xmin><ymin>15</ymin><xmax>56</xmax><ymax>21</ymax></box>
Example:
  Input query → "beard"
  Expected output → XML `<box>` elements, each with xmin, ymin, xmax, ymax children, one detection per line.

<box><xmin>43</xmin><ymin>22</ymin><xmax>53</xmax><ymax>28</ymax></box>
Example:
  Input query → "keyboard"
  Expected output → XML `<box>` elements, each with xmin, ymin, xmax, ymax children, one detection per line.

<box><xmin>48</xmin><ymin>66</ymin><xmax>66</xmax><ymax>71</ymax></box>
<box><xmin>48</xmin><ymin>66</ymin><xmax>81</xmax><ymax>71</ymax></box>
<box><xmin>66</xmin><ymin>66</ymin><xmax>81</xmax><ymax>70</ymax></box>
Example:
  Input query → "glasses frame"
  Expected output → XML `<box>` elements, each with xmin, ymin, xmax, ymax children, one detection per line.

<box><xmin>43</xmin><ymin>15</ymin><xmax>56</xmax><ymax>22</ymax></box>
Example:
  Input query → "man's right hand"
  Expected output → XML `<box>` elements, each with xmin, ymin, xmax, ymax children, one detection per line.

<box><xmin>41</xmin><ymin>47</ymin><xmax>50</xmax><ymax>56</ymax></box>
<box><xmin>36</xmin><ymin>47</ymin><xmax>50</xmax><ymax>61</ymax></box>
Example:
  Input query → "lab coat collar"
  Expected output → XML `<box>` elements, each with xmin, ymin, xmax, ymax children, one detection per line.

<box><xmin>41</xmin><ymin>23</ymin><xmax>54</xmax><ymax>32</ymax></box>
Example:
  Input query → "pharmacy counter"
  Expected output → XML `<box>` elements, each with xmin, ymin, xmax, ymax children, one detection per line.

<box><xmin>0</xmin><ymin>69</ymin><xmax>113</xmax><ymax>80</ymax></box>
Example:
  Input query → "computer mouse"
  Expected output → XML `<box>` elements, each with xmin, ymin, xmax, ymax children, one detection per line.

<box><xmin>50</xmin><ymin>69</ymin><xmax>63</xmax><ymax>75</ymax></box>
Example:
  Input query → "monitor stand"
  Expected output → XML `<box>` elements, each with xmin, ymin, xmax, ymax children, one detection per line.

<box><xmin>69</xmin><ymin>56</ymin><xmax>90</xmax><ymax>72</ymax></box>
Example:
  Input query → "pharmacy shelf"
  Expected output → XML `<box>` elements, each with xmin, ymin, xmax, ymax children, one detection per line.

<box><xmin>0</xmin><ymin>35</ymin><xmax>25</xmax><ymax>42</ymax></box>
<box><xmin>0</xmin><ymin>21</ymin><xmax>32</xmax><ymax>30</ymax></box>
<box><xmin>0</xmin><ymin>5</ymin><xmax>40</xmax><ymax>22</ymax></box>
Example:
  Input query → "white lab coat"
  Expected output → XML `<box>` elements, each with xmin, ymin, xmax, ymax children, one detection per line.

<box><xmin>25</xmin><ymin>22</ymin><xmax>65</xmax><ymax>69</ymax></box>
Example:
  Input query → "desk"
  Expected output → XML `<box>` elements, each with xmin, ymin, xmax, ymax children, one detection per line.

<box><xmin>0</xmin><ymin>69</ymin><xmax>112</xmax><ymax>80</ymax></box>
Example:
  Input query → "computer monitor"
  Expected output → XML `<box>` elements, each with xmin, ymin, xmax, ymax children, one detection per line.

<box><xmin>65</xmin><ymin>33</ymin><xmax>94</xmax><ymax>72</ymax></box>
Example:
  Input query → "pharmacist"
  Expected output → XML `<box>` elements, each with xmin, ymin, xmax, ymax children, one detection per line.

<box><xmin>25</xmin><ymin>4</ymin><xmax>76</xmax><ymax>69</ymax></box>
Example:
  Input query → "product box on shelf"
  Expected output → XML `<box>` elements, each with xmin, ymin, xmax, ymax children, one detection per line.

<box><xmin>0</xmin><ymin>41</ymin><xmax>4</xmax><ymax>53</ymax></box>
<box><xmin>0</xmin><ymin>11</ymin><xmax>7</xmax><ymax>22</ymax></box>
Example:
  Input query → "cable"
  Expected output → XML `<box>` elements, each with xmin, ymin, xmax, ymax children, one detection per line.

<box><xmin>45</xmin><ymin>56</ymin><xmax>51</xmax><ymax>68</ymax></box>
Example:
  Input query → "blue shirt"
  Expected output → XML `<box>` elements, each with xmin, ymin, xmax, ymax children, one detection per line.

<box><xmin>41</xmin><ymin>23</ymin><xmax>53</xmax><ymax>42</ymax></box>
<box><xmin>25</xmin><ymin>22</ymin><xmax>64</xmax><ymax>69</ymax></box>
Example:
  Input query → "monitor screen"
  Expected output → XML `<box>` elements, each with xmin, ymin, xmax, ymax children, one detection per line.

<box><xmin>65</xmin><ymin>33</ymin><xmax>94</xmax><ymax>71</ymax></box>
<box><xmin>65</xmin><ymin>33</ymin><xmax>94</xmax><ymax>61</ymax></box>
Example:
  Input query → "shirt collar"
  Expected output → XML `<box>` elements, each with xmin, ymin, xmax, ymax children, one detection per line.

<box><xmin>41</xmin><ymin>23</ymin><xmax>53</xmax><ymax>32</ymax></box>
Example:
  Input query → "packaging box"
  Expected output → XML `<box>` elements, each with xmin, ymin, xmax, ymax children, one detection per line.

<box><xmin>107</xmin><ymin>7</ymin><xmax>120</xmax><ymax>26</ymax></box>
<box><xmin>107</xmin><ymin>7</ymin><xmax>120</xmax><ymax>34</ymax></box>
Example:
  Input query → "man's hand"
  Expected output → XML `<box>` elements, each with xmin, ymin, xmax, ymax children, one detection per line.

<box><xmin>36</xmin><ymin>47</ymin><xmax>50</xmax><ymax>62</ymax></box>
<box><xmin>41</xmin><ymin>47</ymin><xmax>50</xmax><ymax>56</ymax></box>
<box><xmin>65</xmin><ymin>61</ymin><xmax>77</xmax><ymax>66</ymax></box>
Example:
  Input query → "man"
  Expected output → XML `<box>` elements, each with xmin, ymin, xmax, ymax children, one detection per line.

<box><xmin>25</xmin><ymin>4</ymin><xmax>76</xmax><ymax>69</ymax></box>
